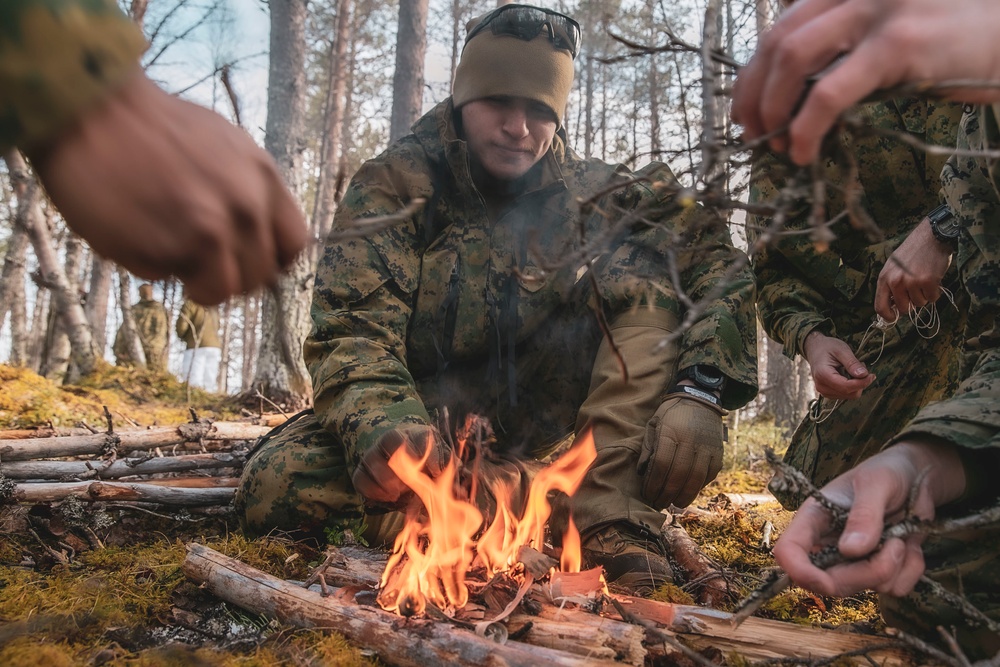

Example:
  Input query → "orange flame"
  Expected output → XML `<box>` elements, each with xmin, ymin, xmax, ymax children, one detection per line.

<box><xmin>377</xmin><ymin>428</ymin><xmax>597</xmax><ymax>615</ymax></box>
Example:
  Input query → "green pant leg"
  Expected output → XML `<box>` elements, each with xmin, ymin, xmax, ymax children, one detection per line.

<box><xmin>235</xmin><ymin>410</ymin><xmax>404</xmax><ymax>545</ymax></box>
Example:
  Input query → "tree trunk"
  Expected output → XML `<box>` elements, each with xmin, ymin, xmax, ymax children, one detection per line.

<box><xmin>218</xmin><ymin>298</ymin><xmax>232</xmax><ymax>393</ymax></box>
<box><xmin>84</xmin><ymin>257</ymin><xmax>113</xmax><ymax>357</ymax></box>
<box><xmin>0</xmin><ymin>222</ymin><xmax>29</xmax><ymax>365</ymax></box>
<box><xmin>241</xmin><ymin>294</ymin><xmax>258</xmax><ymax>392</ymax></box>
<box><xmin>41</xmin><ymin>233</ymin><xmax>86</xmax><ymax>382</ymax></box>
<box><xmin>388</xmin><ymin>0</ymin><xmax>429</xmax><ymax>142</ymax></box>
<box><xmin>117</xmin><ymin>268</ymin><xmax>147</xmax><ymax>367</ymax></box>
<box><xmin>310</xmin><ymin>0</ymin><xmax>353</xmax><ymax>259</ymax></box>
<box><xmin>4</xmin><ymin>151</ymin><xmax>97</xmax><ymax>376</ymax></box>
<box><xmin>252</xmin><ymin>0</ymin><xmax>312</xmax><ymax>410</ymax></box>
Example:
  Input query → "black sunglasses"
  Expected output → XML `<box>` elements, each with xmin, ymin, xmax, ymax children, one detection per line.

<box><xmin>465</xmin><ymin>4</ymin><xmax>582</xmax><ymax>59</ymax></box>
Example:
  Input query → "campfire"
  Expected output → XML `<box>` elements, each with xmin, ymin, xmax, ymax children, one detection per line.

<box><xmin>377</xmin><ymin>418</ymin><xmax>601</xmax><ymax>619</ymax></box>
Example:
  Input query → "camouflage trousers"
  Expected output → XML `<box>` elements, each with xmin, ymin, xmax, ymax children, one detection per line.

<box><xmin>236</xmin><ymin>303</ymin><xmax>675</xmax><ymax>544</ymax></box>
<box><xmin>772</xmin><ymin>304</ymin><xmax>967</xmax><ymax>509</ymax></box>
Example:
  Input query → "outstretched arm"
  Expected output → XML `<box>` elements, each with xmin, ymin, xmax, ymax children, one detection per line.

<box><xmin>732</xmin><ymin>0</ymin><xmax>1000</xmax><ymax>165</ymax></box>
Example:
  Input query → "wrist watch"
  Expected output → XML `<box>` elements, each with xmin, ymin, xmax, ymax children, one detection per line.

<box><xmin>927</xmin><ymin>204</ymin><xmax>962</xmax><ymax>248</ymax></box>
<box><xmin>676</xmin><ymin>364</ymin><xmax>726</xmax><ymax>392</ymax></box>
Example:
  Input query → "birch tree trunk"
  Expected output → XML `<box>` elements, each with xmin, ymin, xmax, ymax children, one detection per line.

<box><xmin>117</xmin><ymin>268</ymin><xmax>146</xmax><ymax>367</ymax></box>
<box><xmin>84</xmin><ymin>257</ymin><xmax>113</xmax><ymax>357</ymax></box>
<box><xmin>218</xmin><ymin>299</ymin><xmax>232</xmax><ymax>393</ymax></box>
<box><xmin>388</xmin><ymin>0</ymin><xmax>429</xmax><ymax>142</ymax></box>
<box><xmin>3</xmin><ymin>152</ymin><xmax>98</xmax><ymax>376</ymax></box>
<box><xmin>0</xmin><ymin>222</ymin><xmax>29</xmax><ymax>366</ymax></box>
<box><xmin>309</xmin><ymin>0</ymin><xmax>353</xmax><ymax>261</ymax></box>
<box><xmin>251</xmin><ymin>0</ymin><xmax>312</xmax><ymax>410</ymax></box>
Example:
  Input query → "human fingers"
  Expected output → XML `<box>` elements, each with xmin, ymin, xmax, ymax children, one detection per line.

<box><xmin>878</xmin><ymin>537</ymin><xmax>927</xmax><ymax>597</ymax></box>
<box><xmin>732</xmin><ymin>0</ymin><xmax>842</xmax><ymax>139</ymax></box>
<box><xmin>773</xmin><ymin>499</ymin><xmax>843</xmax><ymax>595</ymax></box>
<box><xmin>813</xmin><ymin>372</ymin><xmax>872</xmax><ymax>400</ymax></box>
<box><xmin>785</xmin><ymin>36</ymin><xmax>899</xmax><ymax>165</ymax></box>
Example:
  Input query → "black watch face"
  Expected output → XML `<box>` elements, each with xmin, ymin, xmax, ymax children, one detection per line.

<box><xmin>694</xmin><ymin>366</ymin><xmax>725</xmax><ymax>389</ymax></box>
<box><xmin>936</xmin><ymin>216</ymin><xmax>963</xmax><ymax>239</ymax></box>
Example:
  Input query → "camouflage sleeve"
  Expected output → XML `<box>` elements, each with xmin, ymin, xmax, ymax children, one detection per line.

<box><xmin>600</xmin><ymin>162</ymin><xmax>758</xmax><ymax>409</ymax></box>
<box><xmin>0</xmin><ymin>0</ymin><xmax>147</xmax><ymax>153</ymax></box>
<box><xmin>304</xmin><ymin>154</ymin><xmax>434</xmax><ymax>465</ymax></box>
<box><xmin>673</xmin><ymin>205</ymin><xmax>759</xmax><ymax>409</ymax></box>
<box><xmin>748</xmin><ymin>155</ymin><xmax>836</xmax><ymax>359</ymax></box>
<box><xmin>175</xmin><ymin>301</ymin><xmax>192</xmax><ymax>341</ymax></box>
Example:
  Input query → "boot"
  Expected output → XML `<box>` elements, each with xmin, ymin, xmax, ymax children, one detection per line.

<box><xmin>582</xmin><ymin>522</ymin><xmax>674</xmax><ymax>595</ymax></box>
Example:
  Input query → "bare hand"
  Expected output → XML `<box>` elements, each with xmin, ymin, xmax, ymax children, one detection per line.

<box><xmin>732</xmin><ymin>0</ymin><xmax>1000</xmax><ymax>165</ymax></box>
<box><xmin>802</xmin><ymin>331</ymin><xmax>874</xmax><ymax>400</ymax></box>
<box><xmin>874</xmin><ymin>218</ymin><xmax>951</xmax><ymax>320</ymax></box>
<box><xmin>773</xmin><ymin>441</ymin><xmax>966</xmax><ymax>598</ymax></box>
<box><xmin>29</xmin><ymin>70</ymin><xmax>309</xmax><ymax>305</ymax></box>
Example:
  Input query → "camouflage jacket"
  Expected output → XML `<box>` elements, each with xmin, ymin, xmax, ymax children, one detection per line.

<box><xmin>941</xmin><ymin>103</ymin><xmax>1000</xmax><ymax>343</ymax></box>
<box><xmin>176</xmin><ymin>300</ymin><xmax>221</xmax><ymax>349</ymax></box>
<box><xmin>112</xmin><ymin>297</ymin><xmax>169</xmax><ymax>360</ymax></box>
<box><xmin>750</xmin><ymin>99</ymin><xmax>964</xmax><ymax>357</ymax></box>
<box><xmin>306</xmin><ymin>99</ymin><xmax>758</xmax><ymax>463</ymax></box>
<box><xmin>1</xmin><ymin>0</ymin><xmax>146</xmax><ymax>153</ymax></box>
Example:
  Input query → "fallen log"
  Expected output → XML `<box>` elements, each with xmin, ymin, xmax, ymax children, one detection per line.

<box><xmin>298</xmin><ymin>544</ymin><xmax>908</xmax><ymax>665</ymax></box>
<box><xmin>137</xmin><ymin>477</ymin><xmax>239</xmax><ymax>488</ymax></box>
<box><xmin>1</xmin><ymin>452</ymin><xmax>245</xmax><ymax>480</ymax></box>
<box><xmin>0</xmin><ymin>422</ymin><xmax>270</xmax><ymax>461</ymax></box>
<box><xmin>661</xmin><ymin>516</ymin><xmax>731</xmax><ymax>607</ymax></box>
<box><xmin>184</xmin><ymin>543</ymin><xmax>620</xmax><ymax>667</ymax></box>
<box><xmin>0</xmin><ymin>427</ymin><xmax>94</xmax><ymax>440</ymax></box>
<box><xmin>13</xmin><ymin>481</ymin><xmax>235</xmax><ymax>505</ymax></box>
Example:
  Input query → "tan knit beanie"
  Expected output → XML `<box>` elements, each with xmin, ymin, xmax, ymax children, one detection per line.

<box><xmin>452</xmin><ymin>12</ymin><xmax>575</xmax><ymax>126</ymax></box>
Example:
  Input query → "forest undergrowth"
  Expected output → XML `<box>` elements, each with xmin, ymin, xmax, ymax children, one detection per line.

<box><xmin>0</xmin><ymin>365</ymin><xmax>880</xmax><ymax>666</ymax></box>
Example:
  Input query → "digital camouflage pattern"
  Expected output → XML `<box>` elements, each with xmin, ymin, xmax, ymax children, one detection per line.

<box><xmin>0</xmin><ymin>0</ymin><xmax>146</xmax><ymax>153</ymax></box>
<box><xmin>236</xmin><ymin>99</ymin><xmax>758</xmax><ymax>540</ymax></box>
<box><xmin>112</xmin><ymin>296</ymin><xmax>169</xmax><ymax>371</ymax></box>
<box><xmin>749</xmin><ymin>99</ymin><xmax>967</xmax><ymax>498</ymax></box>
<box><xmin>877</xmin><ymin>104</ymin><xmax>1000</xmax><ymax>660</ymax></box>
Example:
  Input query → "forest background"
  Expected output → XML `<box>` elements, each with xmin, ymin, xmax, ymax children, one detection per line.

<box><xmin>0</xmin><ymin>0</ymin><xmax>814</xmax><ymax>433</ymax></box>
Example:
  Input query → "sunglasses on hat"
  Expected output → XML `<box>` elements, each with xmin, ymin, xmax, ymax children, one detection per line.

<box><xmin>465</xmin><ymin>4</ymin><xmax>582</xmax><ymax>59</ymax></box>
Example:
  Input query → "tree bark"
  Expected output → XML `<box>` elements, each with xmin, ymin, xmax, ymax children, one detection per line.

<box><xmin>15</xmin><ymin>481</ymin><xmax>234</xmax><ymax>505</ymax></box>
<box><xmin>252</xmin><ymin>0</ymin><xmax>312</xmax><ymax>410</ymax></box>
<box><xmin>1</xmin><ymin>452</ymin><xmax>245</xmax><ymax>480</ymax></box>
<box><xmin>4</xmin><ymin>152</ymin><xmax>98</xmax><ymax>376</ymax></box>
<box><xmin>388</xmin><ymin>0</ymin><xmax>429</xmax><ymax>142</ymax></box>
<box><xmin>84</xmin><ymin>257</ymin><xmax>112</xmax><ymax>357</ymax></box>
<box><xmin>0</xmin><ymin>222</ymin><xmax>29</xmax><ymax>365</ymax></box>
<box><xmin>0</xmin><ymin>421</ymin><xmax>271</xmax><ymax>461</ymax></box>
<box><xmin>309</xmin><ymin>0</ymin><xmax>353</xmax><ymax>255</ymax></box>
<box><xmin>183</xmin><ymin>543</ymin><xmax>621</xmax><ymax>667</ymax></box>
<box><xmin>117</xmin><ymin>268</ymin><xmax>147</xmax><ymax>367</ymax></box>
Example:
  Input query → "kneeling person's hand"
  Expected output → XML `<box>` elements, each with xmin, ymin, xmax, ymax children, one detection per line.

<box><xmin>638</xmin><ymin>390</ymin><xmax>726</xmax><ymax>509</ymax></box>
<box><xmin>351</xmin><ymin>426</ymin><xmax>450</xmax><ymax>505</ymax></box>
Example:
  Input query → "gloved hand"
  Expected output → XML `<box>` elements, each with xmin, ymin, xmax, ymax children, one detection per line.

<box><xmin>351</xmin><ymin>425</ymin><xmax>450</xmax><ymax>505</ymax></box>
<box><xmin>638</xmin><ymin>392</ymin><xmax>726</xmax><ymax>509</ymax></box>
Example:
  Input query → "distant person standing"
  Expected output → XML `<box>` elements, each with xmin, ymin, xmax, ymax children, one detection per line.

<box><xmin>113</xmin><ymin>283</ymin><xmax>169</xmax><ymax>371</ymax></box>
<box><xmin>176</xmin><ymin>296</ymin><xmax>221</xmax><ymax>392</ymax></box>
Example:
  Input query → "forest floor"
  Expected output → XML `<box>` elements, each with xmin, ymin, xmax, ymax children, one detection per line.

<box><xmin>0</xmin><ymin>364</ymin><xmax>882</xmax><ymax>666</ymax></box>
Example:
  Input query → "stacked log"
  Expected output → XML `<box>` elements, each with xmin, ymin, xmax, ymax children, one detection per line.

<box><xmin>183</xmin><ymin>543</ymin><xmax>911</xmax><ymax>666</ymax></box>
<box><xmin>0</xmin><ymin>419</ymin><xmax>276</xmax><ymax>508</ymax></box>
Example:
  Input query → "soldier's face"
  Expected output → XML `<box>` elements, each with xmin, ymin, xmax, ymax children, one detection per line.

<box><xmin>461</xmin><ymin>96</ymin><xmax>557</xmax><ymax>182</ymax></box>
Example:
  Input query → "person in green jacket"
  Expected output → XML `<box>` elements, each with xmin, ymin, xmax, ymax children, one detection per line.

<box><xmin>749</xmin><ymin>98</ymin><xmax>967</xmax><ymax>505</ymax></box>
<box><xmin>113</xmin><ymin>283</ymin><xmax>169</xmax><ymax>371</ymax></box>
<box><xmin>2</xmin><ymin>0</ymin><xmax>307</xmax><ymax>305</ymax></box>
<box><xmin>735</xmin><ymin>0</ymin><xmax>1000</xmax><ymax>657</ymax></box>
<box><xmin>236</xmin><ymin>4</ymin><xmax>758</xmax><ymax>594</ymax></box>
